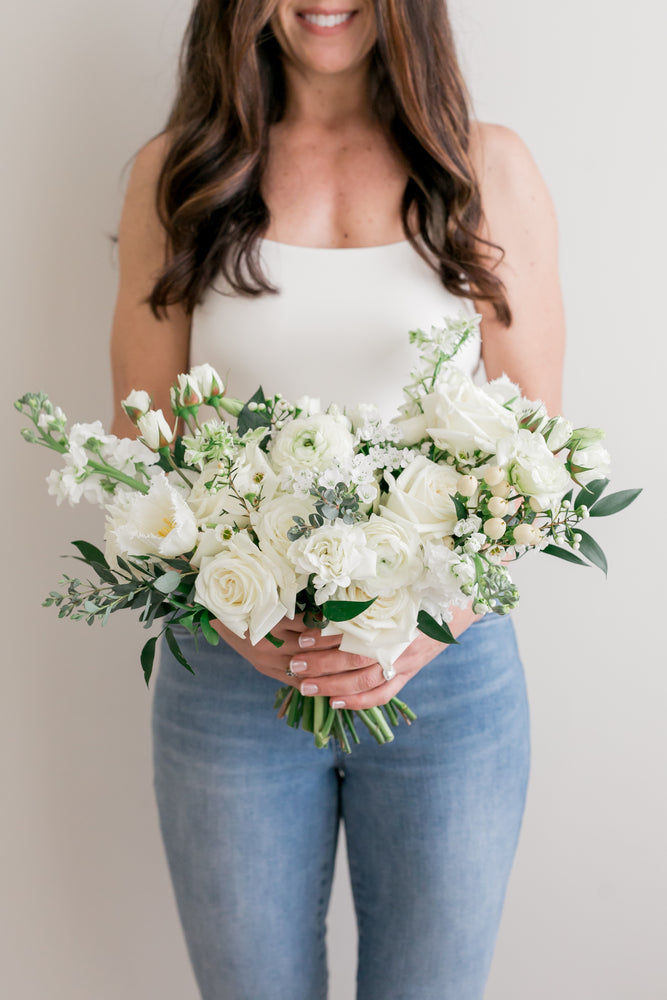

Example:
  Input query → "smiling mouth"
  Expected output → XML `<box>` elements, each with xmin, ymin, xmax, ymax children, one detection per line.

<box><xmin>297</xmin><ymin>10</ymin><xmax>358</xmax><ymax>29</ymax></box>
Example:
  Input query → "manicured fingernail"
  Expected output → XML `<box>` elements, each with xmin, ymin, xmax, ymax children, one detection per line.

<box><xmin>298</xmin><ymin>635</ymin><xmax>316</xmax><ymax>649</ymax></box>
<box><xmin>301</xmin><ymin>683</ymin><xmax>319</xmax><ymax>696</ymax></box>
<box><xmin>289</xmin><ymin>659</ymin><xmax>308</xmax><ymax>674</ymax></box>
<box><xmin>331</xmin><ymin>700</ymin><xmax>346</xmax><ymax>709</ymax></box>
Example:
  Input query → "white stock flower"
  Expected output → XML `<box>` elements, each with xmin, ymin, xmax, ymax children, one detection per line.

<box><xmin>195</xmin><ymin>533</ymin><xmax>288</xmax><ymax>644</ymax></box>
<box><xmin>46</xmin><ymin>462</ymin><xmax>106</xmax><ymax>507</ymax></box>
<box><xmin>509</xmin><ymin>429</ymin><xmax>570</xmax><ymax>508</ymax></box>
<box><xmin>104</xmin><ymin>473</ymin><xmax>198</xmax><ymax>565</ymax></box>
<box><xmin>420</xmin><ymin>368</ymin><xmax>518</xmax><ymax>456</ymax></box>
<box><xmin>67</xmin><ymin>421</ymin><xmax>112</xmax><ymax>467</ymax></box>
<box><xmin>287</xmin><ymin>523</ymin><xmax>376</xmax><ymax>604</ymax></box>
<box><xmin>137</xmin><ymin>409</ymin><xmax>174</xmax><ymax>450</ymax></box>
<box><xmin>381</xmin><ymin>455</ymin><xmax>461</xmax><ymax>539</ymax></box>
<box><xmin>418</xmin><ymin>542</ymin><xmax>476</xmax><ymax>622</ymax></box>
<box><xmin>571</xmin><ymin>441</ymin><xmax>611</xmax><ymax>486</ymax></box>
<box><xmin>454</xmin><ymin>515</ymin><xmax>483</xmax><ymax>536</ymax></box>
<box><xmin>360</xmin><ymin>515</ymin><xmax>424</xmax><ymax>596</ymax></box>
<box><xmin>322</xmin><ymin>584</ymin><xmax>420</xmax><ymax>671</ymax></box>
<box><xmin>269</xmin><ymin>413</ymin><xmax>354</xmax><ymax>474</ymax></box>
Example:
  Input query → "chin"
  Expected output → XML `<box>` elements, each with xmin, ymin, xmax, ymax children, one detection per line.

<box><xmin>272</xmin><ymin>3</ymin><xmax>377</xmax><ymax>75</ymax></box>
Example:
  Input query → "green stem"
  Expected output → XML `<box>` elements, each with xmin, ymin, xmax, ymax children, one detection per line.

<box><xmin>392</xmin><ymin>697</ymin><xmax>417</xmax><ymax>724</ymax></box>
<box><xmin>333</xmin><ymin>713</ymin><xmax>352</xmax><ymax>755</ymax></box>
<box><xmin>315</xmin><ymin>706</ymin><xmax>336</xmax><ymax>748</ymax></box>
<box><xmin>368</xmin><ymin>706</ymin><xmax>394</xmax><ymax>743</ymax></box>
<box><xmin>342</xmin><ymin>709</ymin><xmax>361</xmax><ymax>745</ymax></box>
<box><xmin>356</xmin><ymin>709</ymin><xmax>386</xmax><ymax>744</ymax></box>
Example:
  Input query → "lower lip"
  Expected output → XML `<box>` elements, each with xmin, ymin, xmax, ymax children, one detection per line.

<box><xmin>296</xmin><ymin>11</ymin><xmax>358</xmax><ymax>37</ymax></box>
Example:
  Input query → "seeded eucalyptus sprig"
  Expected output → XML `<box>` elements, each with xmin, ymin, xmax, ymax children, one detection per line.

<box><xmin>287</xmin><ymin>481</ymin><xmax>363</xmax><ymax>542</ymax></box>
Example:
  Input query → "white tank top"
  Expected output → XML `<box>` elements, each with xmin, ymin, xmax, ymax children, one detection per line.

<box><xmin>189</xmin><ymin>238</ymin><xmax>481</xmax><ymax>417</ymax></box>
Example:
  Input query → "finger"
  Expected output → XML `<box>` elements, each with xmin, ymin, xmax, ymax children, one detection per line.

<box><xmin>295</xmin><ymin>630</ymin><xmax>342</xmax><ymax>651</ymax></box>
<box><xmin>298</xmin><ymin>662</ymin><xmax>388</xmax><ymax>699</ymax></box>
<box><xmin>288</xmin><ymin>648</ymin><xmax>377</xmax><ymax>679</ymax></box>
<box><xmin>329</xmin><ymin>672</ymin><xmax>410</xmax><ymax>711</ymax></box>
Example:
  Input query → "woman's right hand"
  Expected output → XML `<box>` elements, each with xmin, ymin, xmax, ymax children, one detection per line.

<box><xmin>211</xmin><ymin>616</ymin><xmax>377</xmax><ymax>688</ymax></box>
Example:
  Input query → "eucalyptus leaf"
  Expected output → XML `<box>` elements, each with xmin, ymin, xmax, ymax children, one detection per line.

<box><xmin>154</xmin><ymin>570</ymin><xmax>182</xmax><ymax>594</ymax></box>
<box><xmin>140</xmin><ymin>636</ymin><xmax>158</xmax><ymax>687</ymax></box>
<box><xmin>542</xmin><ymin>543</ymin><xmax>590</xmax><ymax>567</ymax></box>
<box><xmin>576</xmin><ymin>530</ymin><xmax>608</xmax><ymax>576</ymax></box>
<box><xmin>199</xmin><ymin>612</ymin><xmax>220</xmax><ymax>646</ymax></box>
<box><xmin>165</xmin><ymin>627</ymin><xmax>196</xmax><ymax>675</ymax></box>
<box><xmin>322</xmin><ymin>598</ymin><xmax>376</xmax><ymax>622</ymax></box>
<box><xmin>417</xmin><ymin>610</ymin><xmax>460</xmax><ymax>645</ymax></box>
<box><xmin>589</xmin><ymin>488</ymin><xmax>642</xmax><ymax>518</ymax></box>
<box><xmin>72</xmin><ymin>539</ymin><xmax>109</xmax><ymax>568</ymax></box>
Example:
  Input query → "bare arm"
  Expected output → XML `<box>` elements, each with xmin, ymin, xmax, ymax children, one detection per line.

<box><xmin>471</xmin><ymin>123</ymin><xmax>566</xmax><ymax>415</ymax></box>
<box><xmin>110</xmin><ymin>134</ymin><xmax>191</xmax><ymax>437</ymax></box>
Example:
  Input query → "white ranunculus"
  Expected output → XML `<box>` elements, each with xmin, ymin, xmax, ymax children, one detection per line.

<box><xmin>321</xmin><ymin>584</ymin><xmax>420</xmax><ymax>671</ymax></box>
<box><xmin>269</xmin><ymin>412</ymin><xmax>355</xmax><ymax>474</ymax></box>
<box><xmin>381</xmin><ymin>455</ymin><xmax>461</xmax><ymax>539</ymax></box>
<box><xmin>360</xmin><ymin>515</ymin><xmax>424</xmax><ymax>596</ymax></box>
<box><xmin>137</xmin><ymin>409</ymin><xmax>174</xmax><ymax>450</ymax></box>
<box><xmin>509</xmin><ymin>429</ymin><xmax>570</xmax><ymax>508</ymax></box>
<box><xmin>287</xmin><ymin>523</ymin><xmax>376</xmax><ymax>604</ymax></box>
<box><xmin>104</xmin><ymin>473</ymin><xmax>198</xmax><ymax>565</ymax></box>
<box><xmin>421</xmin><ymin>368</ymin><xmax>518</xmax><ymax>456</ymax></box>
<box><xmin>571</xmin><ymin>441</ymin><xmax>611</xmax><ymax>486</ymax></box>
<box><xmin>195</xmin><ymin>533</ymin><xmax>288</xmax><ymax>644</ymax></box>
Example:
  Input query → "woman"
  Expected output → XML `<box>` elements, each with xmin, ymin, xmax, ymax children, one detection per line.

<box><xmin>111</xmin><ymin>2</ymin><xmax>564</xmax><ymax>997</ymax></box>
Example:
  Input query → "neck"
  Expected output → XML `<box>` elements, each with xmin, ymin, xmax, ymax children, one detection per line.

<box><xmin>280</xmin><ymin>57</ymin><xmax>375</xmax><ymax>129</ymax></box>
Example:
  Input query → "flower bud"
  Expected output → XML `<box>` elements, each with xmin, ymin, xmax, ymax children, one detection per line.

<box><xmin>484</xmin><ymin>517</ymin><xmax>506</xmax><ymax>540</ymax></box>
<box><xmin>513</xmin><ymin>522</ymin><xmax>542</xmax><ymax>547</ymax></box>
<box><xmin>482</xmin><ymin>465</ymin><xmax>505</xmax><ymax>487</ymax></box>
<box><xmin>487</xmin><ymin>496</ymin><xmax>509</xmax><ymax>517</ymax></box>
<box><xmin>456</xmin><ymin>474</ymin><xmax>477</xmax><ymax>498</ymax></box>
<box><xmin>121</xmin><ymin>389</ymin><xmax>152</xmax><ymax>424</ymax></box>
<box><xmin>569</xmin><ymin>426</ymin><xmax>605</xmax><ymax>449</ymax></box>
<box><xmin>137</xmin><ymin>409</ymin><xmax>174</xmax><ymax>450</ymax></box>
<box><xmin>490</xmin><ymin>479</ymin><xmax>512</xmax><ymax>499</ymax></box>
<box><xmin>544</xmin><ymin>416</ymin><xmax>573</xmax><ymax>452</ymax></box>
<box><xmin>441</xmin><ymin>535</ymin><xmax>456</xmax><ymax>550</ymax></box>
<box><xmin>189</xmin><ymin>363</ymin><xmax>224</xmax><ymax>401</ymax></box>
<box><xmin>170</xmin><ymin>374</ymin><xmax>203</xmax><ymax>414</ymax></box>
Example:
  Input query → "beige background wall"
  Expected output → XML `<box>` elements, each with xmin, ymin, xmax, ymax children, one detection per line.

<box><xmin>3</xmin><ymin>2</ymin><xmax>665</xmax><ymax>997</ymax></box>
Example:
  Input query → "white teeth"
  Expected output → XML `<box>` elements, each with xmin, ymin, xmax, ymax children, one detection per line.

<box><xmin>302</xmin><ymin>12</ymin><xmax>353</xmax><ymax>27</ymax></box>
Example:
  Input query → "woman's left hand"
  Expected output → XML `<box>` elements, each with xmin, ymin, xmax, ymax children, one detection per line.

<box><xmin>292</xmin><ymin>604</ymin><xmax>481</xmax><ymax>711</ymax></box>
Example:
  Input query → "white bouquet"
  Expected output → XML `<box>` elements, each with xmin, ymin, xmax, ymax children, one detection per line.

<box><xmin>16</xmin><ymin>316</ymin><xmax>640</xmax><ymax>752</ymax></box>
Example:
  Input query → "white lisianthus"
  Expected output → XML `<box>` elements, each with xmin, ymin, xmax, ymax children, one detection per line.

<box><xmin>321</xmin><ymin>584</ymin><xmax>420</xmax><ymax>671</ymax></box>
<box><xmin>360</xmin><ymin>515</ymin><xmax>424</xmax><ymax>596</ymax></box>
<box><xmin>381</xmin><ymin>455</ymin><xmax>461</xmax><ymax>539</ymax></box>
<box><xmin>121</xmin><ymin>389</ymin><xmax>152</xmax><ymax>422</ymax></box>
<box><xmin>189</xmin><ymin>363</ymin><xmax>225</xmax><ymax>400</ymax></box>
<box><xmin>104</xmin><ymin>473</ymin><xmax>198</xmax><ymax>565</ymax></box>
<box><xmin>420</xmin><ymin>368</ymin><xmax>518</xmax><ymax>456</ymax></box>
<box><xmin>137</xmin><ymin>409</ymin><xmax>174</xmax><ymax>450</ymax></box>
<box><xmin>509</xmin><ymin>429</ymin><xmax>570</xmax><ymax>508</ymax></box>
<box><xmin>195</xmin><ymin>533</ymin><xmax>288</xmax><ymax>644</ymax></box>
<box><xmin>287</xmin><ymin>523</ymin><xmax>376</xmax><ymax>604</ymax></box>
<box><xmin>270</xmin><ymin>412</ymin><xmax>355</xmax><ymax>474</ymax></box>
<box><xmin>571</xmin><ymin>441</ymin><xmax>611</xmax><ymax>486</ymax></box>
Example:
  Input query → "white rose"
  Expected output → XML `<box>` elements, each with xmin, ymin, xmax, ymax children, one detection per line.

<box><xmin>509</xmin><ymin>429</ymin><xmax>570</xmax><ymax>508</ymax></box>
<box><xmin>287</xmin><ymin>523</ymin><xmax>376</xmax><ymax>604</ymax></box>
<box><xmin>571</xmin><ymin>441</ymin><xmax>611</xmax><ymax>486</ymax></box>
<box><xmin>121</xmin><ymin>389</ymin><xmax>152</xmax><ymax>421</ymax></box>
<box><xmin>322</xmin><ymin>584</ymin><xmax>420</xmax><ymax>671</ymax></box>
<box><xmin>269</xmin><ymin>413</ymin><xmax>354</xmax><ymax>473</ymax></box>
<box><xmin>137</xmin><ymin>409</ymin><xmax>174</xmax><ymax>450</ymax></box>
<box><xmin>252</xmin><ymin>494</ymin><xmax>316</xmax><ymax>605</ymax></box>
<box><xmin>381</xmin><ymin>455</ymin><xmax>461</xmax><ymax>539</ymax></box>
<box><xmin>195</xmin><ymin>533</ymin><xmax>288</xmax><ymax>644</ymax></box>
<box><xmin>104</xmin><ymin>473</ymin><xmax>198</xmax><ymax>565</ymax></box>
<box><xmin>391</xmin><ymin>410</ymin><xmax>430</xmax><ymax>446</ymax></box>
<box><xmin>421</xmin><ymin>368</ymin><xmax>518</xmax><ymax>456</ymax></box>
<box><xmin>360</xmin><ymin>515</ymin><xmax>424</xmax><ymax>596</ymax></box>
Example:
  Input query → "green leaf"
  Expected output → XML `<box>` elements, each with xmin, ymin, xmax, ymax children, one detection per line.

<box><xmin>153</xmin><ymin>570</ymin><xmax>182</xmax><ymax>594</ymax></box>
<box><xmin>576</xmin><ymin>529</ymin><xmax>608</xmax><ymax>576</ymax></box>
<box><xmin>589</xmin><ymin>488</ymin><xmax>642</xmax><ymax>517</ymax></box>
<box><xmin>322</xmin><ymin>598</ymin><xmax>376</xmax><ymax>622</ymax></box>
<box><xmin>237</xmin><ymin>387</ymin><xmax>271</xmax><ymax>439</ymax></box>
<box><xmin>417</xmin><ymin>610</ymin><xmax>460</xmax><ymax>645</ymax></box>
<box><xmin>140</xmin><ymin>636</ymin><xmax>158</xmax><ymax>687</ymax></box>
<box><xmin>198</xmin><ymin>612</ymin><xmax>220</xmax><ymax>646</ymax></box>
<box><xmin>165</xmin><ymin>627</ymin><xmax>196</xmax><ymax>675</ymax></box>
<box><xmin>72</xmin><ymin>539</ymin><xmax>109</xmax><ymax>568</ymax></box>
<box><xmin>452</xmin><ymin>495</ymin><xmax>468</xmax><ymax>521</ymax></box>
<box><xmin>542</xmin><ymin>543</ymin><xmax>590</xmax><ymax>567</ymax></box>
<box><xmin>574</xmin><ymin>478</ymin><xmax>609</xmax><ymax>510</ymax></box>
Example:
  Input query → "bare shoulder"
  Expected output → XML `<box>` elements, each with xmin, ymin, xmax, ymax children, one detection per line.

<box><xmin>469</xmin><ymin>121</ymin><xmax>558</xmax><ymax>235</ymax></box>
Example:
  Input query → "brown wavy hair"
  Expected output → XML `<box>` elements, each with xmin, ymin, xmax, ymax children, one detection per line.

<box><xmin>148</xmin><ymin>0</ymin><xmax>511</xmax><ymax>325</ymax></box>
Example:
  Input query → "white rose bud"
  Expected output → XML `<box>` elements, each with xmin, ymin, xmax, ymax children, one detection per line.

<box><xmin>189</xmin><ymin>363</ymin><xmax>224</xmax><ymax>400</ymax></box>
<box><xmin>456</xmin><ymin>474</ymin><xmax>478</xmax><ymax>498</ymax></box>
<box><xmin>513</xmin><ymin>522</ymin><xmax>542</xmax><ymax>547</ymax></box>
<box><xmin>137</xmin><ymin>409</ymin><xmax>174</xmax><ymax>450</ymax></box>
<box><xmin>484</xmin><ymin>517</ymin><xmax>506</xmax><ymax>540</ymax></box>
<box><xmin>121</xmin><ymin>389</ymin><xmax>152</xmax><ymax>424</ymax></box>
<box><xmin>490</xmin><ymin>479</ymin><xmax>512</xmax><ymax>499</ymax></box>
<box><xmin>482</xmin><ymin>465</ymin><xmax>505</xmax><ymax>487</ymax></box>
<box><xmin>487</xmin><ymin>495</ymin><xmax>509</xmax><ymax>517</ymax></box>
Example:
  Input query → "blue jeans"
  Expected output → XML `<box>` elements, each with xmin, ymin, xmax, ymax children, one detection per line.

<box><xmin>152</xmin><ymin>613</ymin><xmax>530</xmax><ymax>1000</ymax></box>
